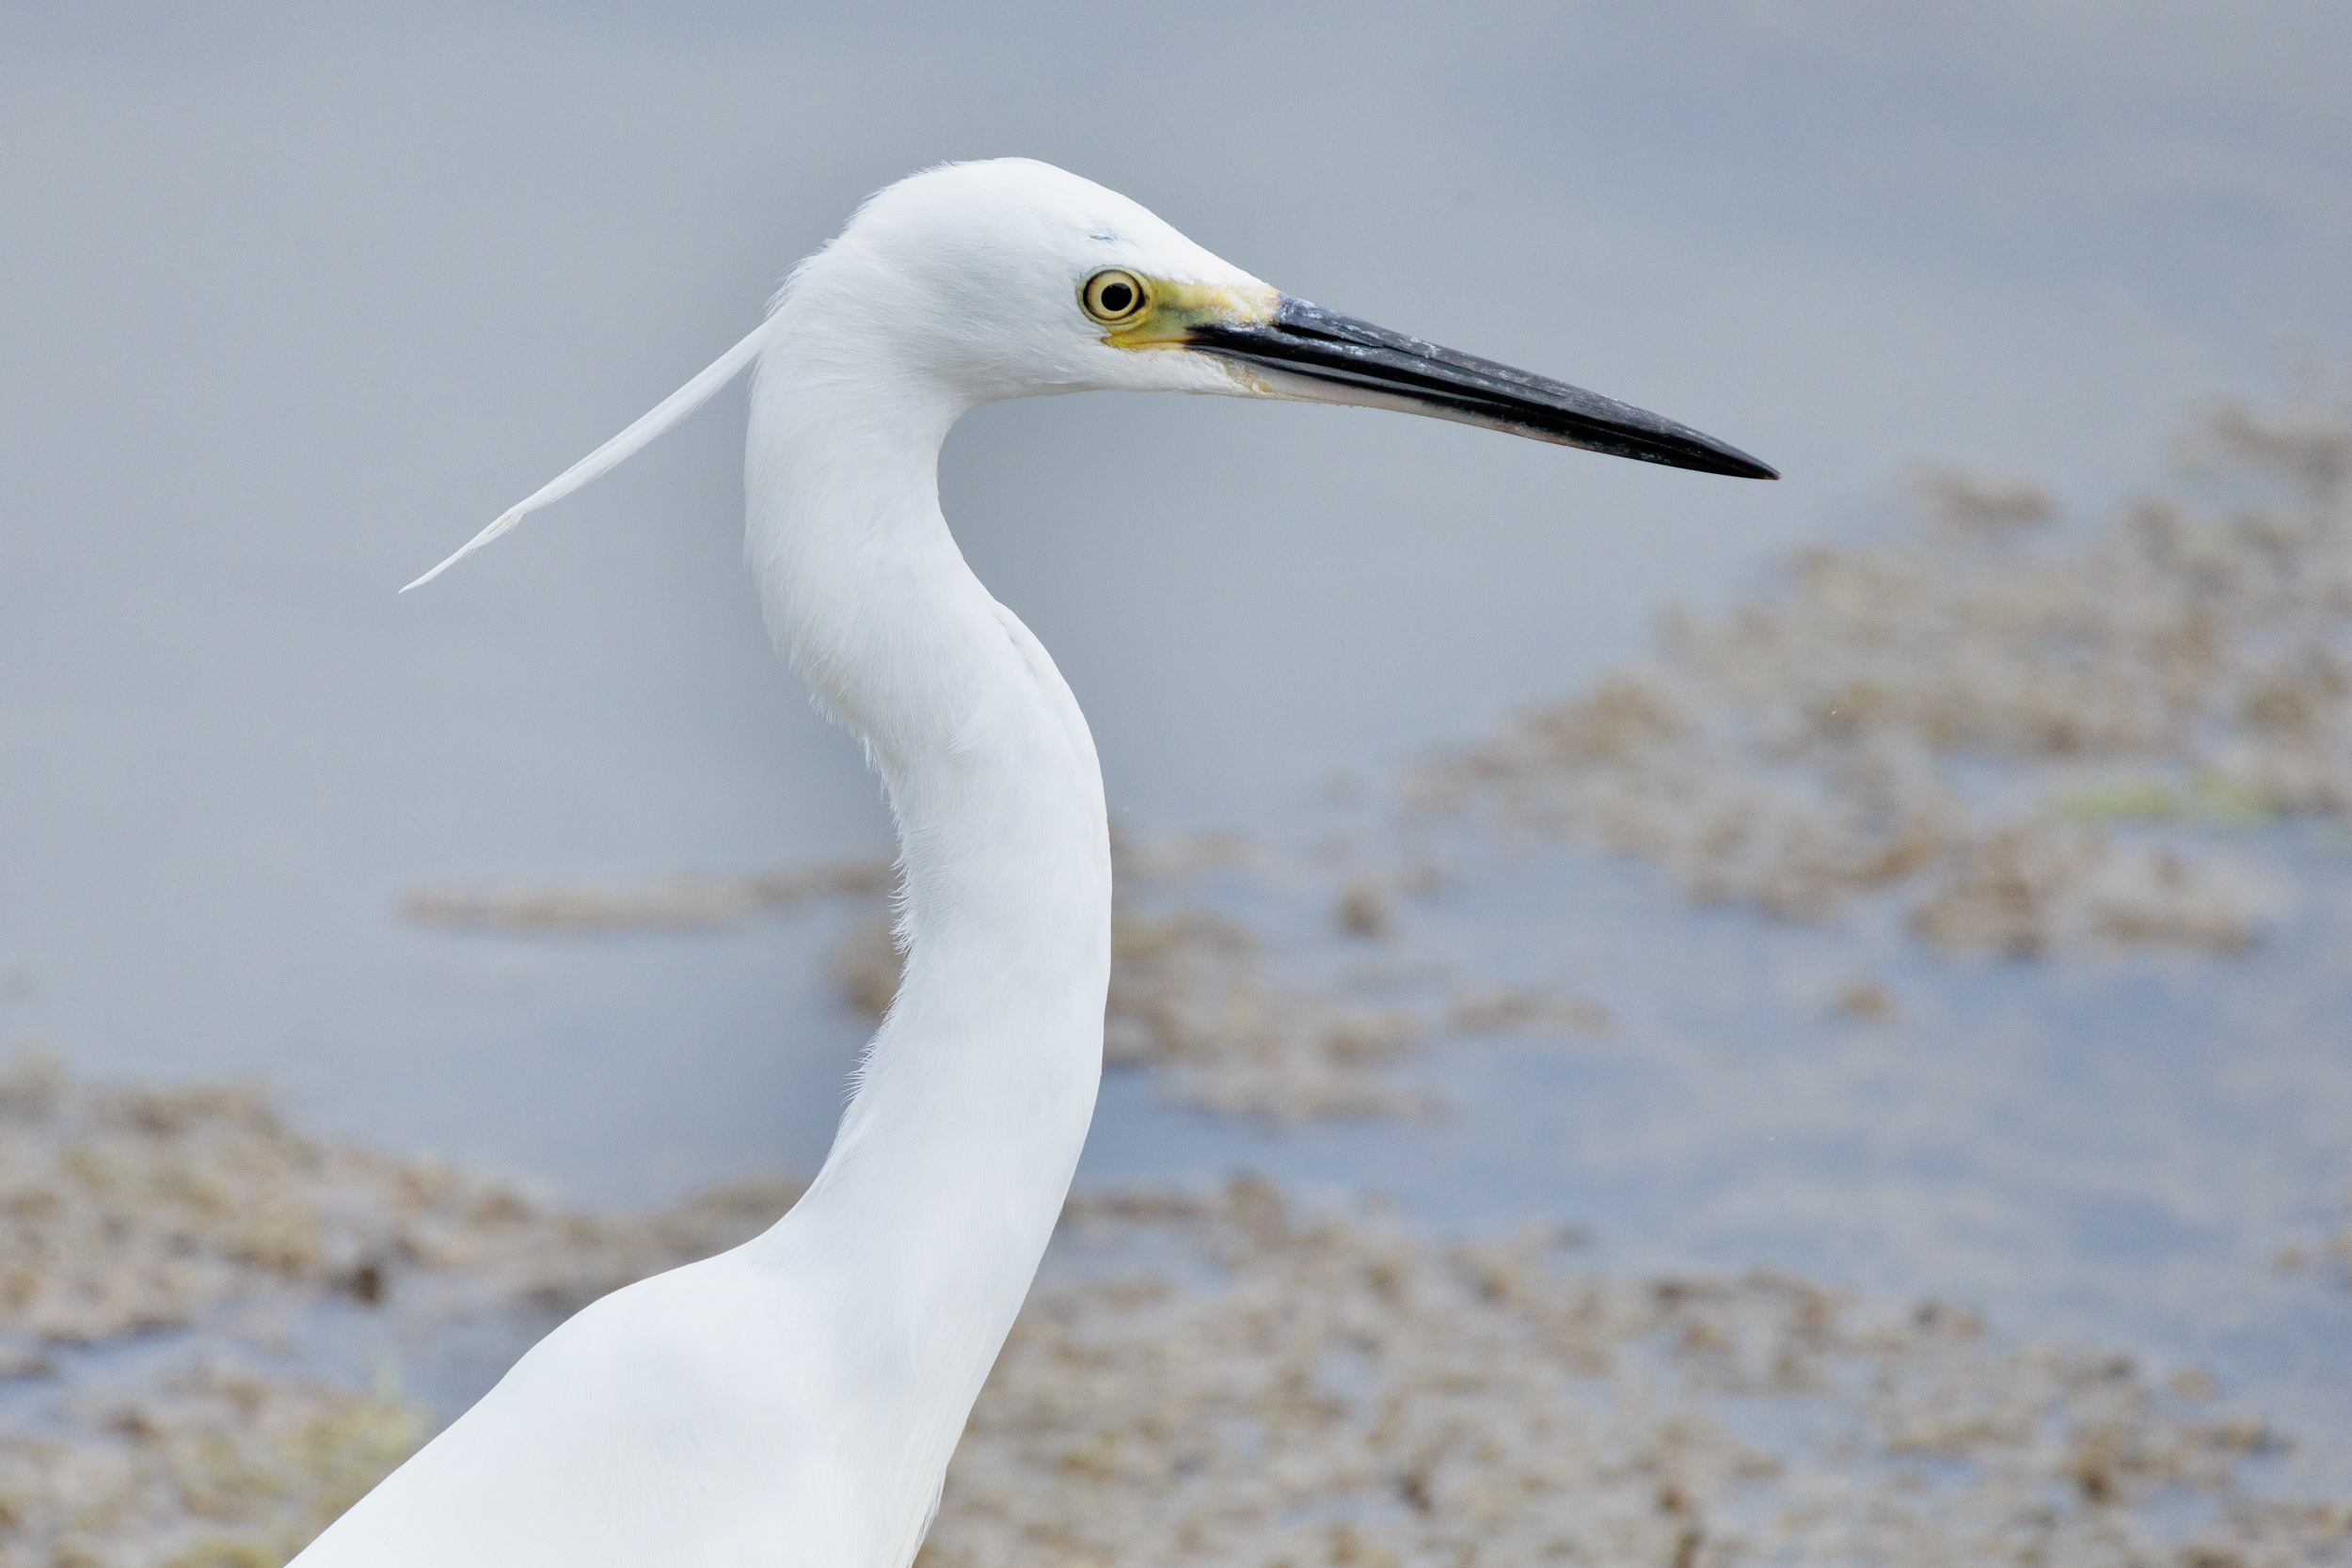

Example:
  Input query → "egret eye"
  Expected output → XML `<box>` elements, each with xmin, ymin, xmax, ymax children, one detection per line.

<box><xmin>1081</xmin><ymin>268</ymin><xmax>1147</xmax><ymax>325</ymax></box>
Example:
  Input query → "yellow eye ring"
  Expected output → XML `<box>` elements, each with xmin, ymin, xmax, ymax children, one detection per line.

<box><xmin>1080</xmin><ymin>268</ymin><xmax>1148</xmax><ymax>325</ymax></box>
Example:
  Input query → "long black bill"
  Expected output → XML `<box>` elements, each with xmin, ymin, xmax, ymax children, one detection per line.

<box><xmin>1190</xmin><ymin>296</ymin><xmax>1777</xmax><ymax>481</ymax></box>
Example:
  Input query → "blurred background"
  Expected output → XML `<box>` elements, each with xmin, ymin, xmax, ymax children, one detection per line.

<box><xmin>6</xmin><ymin>0</ymin><xmax>2346</xmax><ymax>1177</ymax></box>
<box><xmin>3</xmin><ymin>4</ymin><xmax>2350</xmax><ymax>1560</ymax></box>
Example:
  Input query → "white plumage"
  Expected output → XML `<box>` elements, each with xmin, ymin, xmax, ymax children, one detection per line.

<box><xmin>310</xmin><ymin>158</ymin><xmax>1769</xmax><ymax>1568</ymax></box>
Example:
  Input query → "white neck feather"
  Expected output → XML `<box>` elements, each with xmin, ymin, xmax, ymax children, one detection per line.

<box><xmin>740</xmin><ymin>314</ymin><xmax>1113</xmax><ymax>1562</ymax></box>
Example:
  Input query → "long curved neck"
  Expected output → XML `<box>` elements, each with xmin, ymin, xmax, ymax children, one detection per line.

<box><xmin>748</xmin><ymin>324</ymin><xmax>1112</xmax><ymax>1221</ymax></box>
<box><xmin>739</xmin><ymin>322</ymin><xmax>1111</xmax><ymax>1549</ymax></box>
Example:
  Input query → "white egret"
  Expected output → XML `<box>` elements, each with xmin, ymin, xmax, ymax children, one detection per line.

<box><xmin>307</xmin><ymin>158</ymin><xmax>1772</xmax><ymax>1568</ymax></box>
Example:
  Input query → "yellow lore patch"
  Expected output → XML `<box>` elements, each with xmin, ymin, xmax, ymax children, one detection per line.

<box><xmin>1098</xmin><ymin>277</ymin><xmax>1279</xmax><ymax>350</ymax></box>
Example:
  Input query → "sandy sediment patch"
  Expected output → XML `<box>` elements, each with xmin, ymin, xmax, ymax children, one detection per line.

<box><xmin>0</xmin><ymin>1363</ymin><xmax>421</xmax><ymax>1568</ymax></box>
<box><xmin>0</xmin><ymin>1053</ymin><xmax>804</xmax><ymax>1567</ymax></box>
<box><xmin>398</xmin><ymin>836</ymin><xmax>1467</xmax><ymax>1123</ymax></box>
<box><xmin>426</xmin><ymin>832</ymin><xmax>1468</xmax><ymax>1124</ymax></box>
<box><xmin>400</xmin><ymin>858</ymin><xmax>894</xmax><ymax>934</ymax></box>
<box><xmin>0</xmin><ymin>1049</ymin><xmax>802</xmax><ymax>1345</ymax></box>
<box><xmin>928</xmin><ymin>1179</ymin><xmax>2347</xmax><ymax>1568</ymax></box>
<box><xmin>2274</xmin><ymin>1197</ymin><xmax>2352</xmax><ymax>1289</ymax></box>
<box><xmin>2</xmin><ymin>1065</ymin><xmax>2343</xmax><ymax>1568</ymax></box>
<box><xmin>1409</xmin><ymin>400</ymin><xmax>2352</xmax><ymax>956</ymax></box>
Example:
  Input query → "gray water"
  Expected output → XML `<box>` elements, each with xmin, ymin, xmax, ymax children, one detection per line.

<box><xmin>3</xmin><ymin>0</ymin><xmax>2349</xmax><ymax>1484</ymax></box>
<box><xmin>1079</xmin><ymin>819</ymin><xmax>2352</xmax><ymax>1491</ymax></box>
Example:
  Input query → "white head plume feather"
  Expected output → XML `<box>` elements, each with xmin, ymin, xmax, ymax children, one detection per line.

<box><xmin>401</xmin><ymin>314</ymin><xmax>781</xmax><ymax>593</ymax></box>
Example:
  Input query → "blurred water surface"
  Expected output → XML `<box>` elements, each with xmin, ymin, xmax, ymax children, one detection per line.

<box><xmin>2</xmin><ymin>0</ymin><xmax>2348</xmax><ymax>1475</ymax></box>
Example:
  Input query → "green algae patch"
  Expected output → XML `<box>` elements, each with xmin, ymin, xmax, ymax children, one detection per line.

<box><xmin>2043</xmin><ymin>779</ymin><xmax>2281</xmax><ymax>829</ymax></box>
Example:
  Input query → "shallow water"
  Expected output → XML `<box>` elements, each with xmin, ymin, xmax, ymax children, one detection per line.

<box><xmin>1075</xmin><ymin>816</ymin><xmax>2352</xmax><ymax>1492</ymax></box>
<box><xmin>6</xmin><ymin>2</ymin><xmax>2351</xmax><ymax>1138</ymax></box>
<box><xmin>32</xmin><ymin>782</ymin><xmax>2341</xmax><ymax>1496</ymax></box>
<box><xmin>3</xmin><ymin>8</ymin><xmax>2349</xmax><ymax>1555</ymax></box>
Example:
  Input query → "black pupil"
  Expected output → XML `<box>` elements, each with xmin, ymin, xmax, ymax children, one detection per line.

<box><xmin>1099</xmin><ymin>280</ymin><xmax>1134</xmax><ymax>313</ymax></box>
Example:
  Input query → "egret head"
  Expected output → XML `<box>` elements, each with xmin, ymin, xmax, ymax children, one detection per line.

<box><xmin>779</xmin><ymin>158</ymin><xmax>1277</xmax><ymax>404</ymax></box>
<box><xmin>789</xmin><ymin>159</ymin><xmax>1775</xmax><ymax>481</ymax></box>
<box><xmin>404</xmin><ymin>158</ymin><xmax>1770</xmax><ymax>591</ymax></box>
